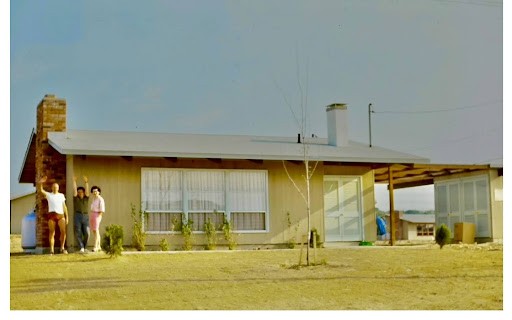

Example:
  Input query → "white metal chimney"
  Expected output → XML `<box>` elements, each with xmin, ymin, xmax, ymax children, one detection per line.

<box><xmin>326</xmin><ymin>103</ymin><xmax>349</xmax><ymax>147</ymax></box>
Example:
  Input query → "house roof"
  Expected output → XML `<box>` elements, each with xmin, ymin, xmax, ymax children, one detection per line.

<box><xmin>19</xmin><ymin>129</ymin><xmax>497</xmax><ymax>190</ymax></box>
<box><xmin>46</xmin><ymin>129</ymin><xmax>430</xmax><ymax>164</ymax></box>
<box><xmin>18</xmin><ymin>130</ymin><xmax>36</xmax><ymax>184</ymax></box>
<box><xmin>10</xmin><ymin>190</ymin><xmax>36</xmax><ymax>201</ymax></box>
<box><xmin>400</xmin><ymin>214</ymin><xmax>435</xmax><ymax>224</ymax></box>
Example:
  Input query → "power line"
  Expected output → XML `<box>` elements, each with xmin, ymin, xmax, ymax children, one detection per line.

<box><xmin>429</xmin><ymin>0</ymin><xmax>502</xmax><ymax>8</ymax></box>
<box><xmin>399</xmin><ymin>128</ymin><xmax>500</xmax><ymax>153</ymax></box>
<box><xmin>372</xmin><ymin>99</ymin><xmax>501</xmax><ymax>115</ymax></box>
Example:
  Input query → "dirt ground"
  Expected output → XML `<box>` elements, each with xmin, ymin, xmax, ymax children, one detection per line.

<box><xmin>10</xmin><ymin>235</ymin><xmax>504</xmax><ymax>310</ymax></box>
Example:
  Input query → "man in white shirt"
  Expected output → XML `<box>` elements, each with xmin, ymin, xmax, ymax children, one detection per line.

<box><xmin>39</xmin><ymin>176</ymin><xmax>69</xmax><ymax>255</ymax></box>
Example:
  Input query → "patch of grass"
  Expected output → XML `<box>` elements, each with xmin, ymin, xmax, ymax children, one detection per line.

<box><xmin>10</xmin><ymin>245</ymin><xmax>503</xmax><ymax>310</ymax></box>
<box><xmin>281</xmin><ymin>258</ymin><xmax>328</xmax><ymax>270</ymax></box>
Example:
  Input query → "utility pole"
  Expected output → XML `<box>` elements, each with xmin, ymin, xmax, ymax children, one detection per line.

<box><xmin>388</xmin><ymin>166</ymin><xmax>395</xmax><ymax>246</ymax></box>
<box><xmin>368</xmin><ymin>103</ymin><xmax>373</xmax><ymax>147</ymax></box>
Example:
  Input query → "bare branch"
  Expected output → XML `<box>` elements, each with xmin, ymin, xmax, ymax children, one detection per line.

<box><xmin>304</xmin><ymin>59</ymin><xmax>309</xmax><ymax>136</ymax></box>
<box><xmin>295</xmin><ymin>45</ymin><xmax>305</xmax><ymax>136</ymax></box>
<box><xmin>282</xmin><ymin>160</ymin><xmax>307</xmax><ymax>204</ymax></box>
<box><xmin>274</xmin><ymin>79</ymin><xmax>301</xmax><ymax>130</ymax></box>
<box><xmin>309</xmin><ymin>161</ymin><xmax>319</xmax><ymax>179</ymax></box>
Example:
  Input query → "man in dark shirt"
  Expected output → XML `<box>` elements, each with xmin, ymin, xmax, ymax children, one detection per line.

<box><xmin>73</xmin><ymin>176</ymin><xmax>90</xmax><ymax>253</ymax></box>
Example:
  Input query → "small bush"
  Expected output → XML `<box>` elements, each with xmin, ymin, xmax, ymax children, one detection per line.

<box><xmin>182</xmin><ymin>219</ymin><xmax>194</xmax><ymax>251</ymax></box>
<box><xmin>204</xmin><ymin>218</ymin><xmax>217</xmax><ymax>250</ymax></box>
<box><xmin>170</xmin><ymin>216</ymin><xmax>181</xmax><ymax>232</ymax></box>
<box><xmin>286</xmin><ymin>212</ymin><xmax>299</xmax><ymax>249</ymax></box>
<box><xmin>131</xmin><ymin>203</ymin><xmax>147</xmax><ymax>251</ymax></box>
<box><xmin>159</xmin><ymin>238</ymin><xmax>169</xmax><ymax>251</ymax></box>
<box><xmin>101</xmin><ymin>224</ymin><xmax>124</xmax><ymax>257</ymax></box>
<box><xmin>222</xmin><ymin>215</ymin><xmax>237</xmax><ymax>250</ymax></box>
<box><xmin>435</xmin><ymin>224</ymin><xmax>451</xmax><ymax>249</ymax></box>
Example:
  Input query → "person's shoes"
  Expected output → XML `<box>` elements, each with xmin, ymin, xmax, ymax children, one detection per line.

<box><xmin>79</xmin><ymin>248</ymin><xmax>85</xmax><ymax>253</ymax></box>
<box><xmin>83</xmin><ymin>248</ymin><xmax>89</xmax><ymax>253</ymax></box>
<box><xmin>60</xmin><ymin>248</ymin><xmax>68</xmax><ymax>254</ymax></box>
<box><xmin>50</xmin><ymin>251</ymin><xmax>54</xmax><ymax>256</ymax></box>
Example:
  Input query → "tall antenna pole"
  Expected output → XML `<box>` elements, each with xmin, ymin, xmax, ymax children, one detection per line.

<box><xmin>368</xmin><ymin>103</ymin><xmax>373</xmax><ymax>147</ymax></box>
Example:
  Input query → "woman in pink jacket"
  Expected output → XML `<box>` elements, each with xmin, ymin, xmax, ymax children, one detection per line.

<box><xmin>89</xmin><ymin>186</ymin><xmax>105</xmax><ymax>252</ymax></box>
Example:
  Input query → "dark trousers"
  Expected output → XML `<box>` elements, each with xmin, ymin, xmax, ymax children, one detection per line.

<box><xmin>74</xmin><ymin>212</ymin><xmax>90</xmax><ymax>249</ymax></box>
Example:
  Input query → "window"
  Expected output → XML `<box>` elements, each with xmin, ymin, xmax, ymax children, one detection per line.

<box><xmin>142</xmin><ymin>169</ymin><xmax>183</xmax><ymax>232</ymax></box>
<box><xmin>416</xmin><ymin>224</ymin><xmax>434</xmax><ymax>236</ymax></box>
<box><xmin>142</xmin><ymin>168</ymin><xmax>268</xmax><ymax>233</ymax></box>
<box><xmin>186</xmin><ymin>171</ymin><xmax>225</xmax><ymax>231</ymax></box>
<box><xmin>228</xmin><ymin>171</ymin><xmax>267</xmax><ymax>231</ymax></box>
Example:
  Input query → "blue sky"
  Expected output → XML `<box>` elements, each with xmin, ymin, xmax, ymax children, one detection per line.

<box><xmin>8</xmin><ymin>0</ymin><xmax>503</xmax><ymax>210</ymax></box>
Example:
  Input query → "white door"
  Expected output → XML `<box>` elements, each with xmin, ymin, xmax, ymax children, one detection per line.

<box><xmin>435</xmin><ymin>181</ymin><xmax>462</xmax><ymax>235</ymax></box>
<box><xmin>435</xmin><ymin>175</ymin><xmax>491</xmax><ymax>238</ymax></box>
<box><xmin>324</xmin><ymin>176</ymin><xmax>363</xmax><ymax>242</ymax></box>
<box><xmin>435</xmin><ymin>183</ymin><xmax>449</xmax><ymax>228</ymax></box>
<box><xmin>462</xmin><ymin>177</ymin><xmax>491</xmax><ymax>237</ymax></box>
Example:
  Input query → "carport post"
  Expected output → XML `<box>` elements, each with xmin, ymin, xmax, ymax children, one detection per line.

<box><xmin>388</xmin><ymin>166</ymin><xmax>395</xmax><ymax>246</ymax></box>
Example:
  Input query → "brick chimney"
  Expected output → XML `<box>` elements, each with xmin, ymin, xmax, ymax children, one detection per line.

<box><xmin>35</xmin><ymin>94</ymin><xmax>67</xmax><ymax>254</ymax></box>
<box><xmin>326</xmin><ymin>103</ymin><xmax>349</xmax><ymax>147</ymax></box>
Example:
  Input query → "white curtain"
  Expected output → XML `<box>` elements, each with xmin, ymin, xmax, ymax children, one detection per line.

<box><xmin>142</xmin><ymin>169</ymin><xmax>182</xmax><ymax>211</ymax></box>
<box><xmin>232</xmin><ymin>212</ymin><xmax>265</xmax><ymax>230</ymax></box>
<box><xmin>146</xmin><ymin>212</ymin><xmax>182</xmax><ymax>232</ymax></box>
<box><xmin>228</xmin><ymin>171</ymin><xmax>267</xmax><ymax>231</ymax></box>
<box><xmin>189</xmin><ymin>212</ymin><xmax>224</xmax><ymax>231</ymax></box>
<box><xmin>141</xmin><ymin>169</ymin><xmax>268</xmax><ymax>232</ymax></box>
<box><xmin>228</xmin><ymin>171</ymin><xmax>266</xmax><ymax>212</ymax></box>
<box><xmin>142</xmin><ymin>169</ymin><xmax>183</xmax><ymax>232</ymax></box>
<box><xmin>186</xmin><ymin>171</ymin><xmax>225</xmax><ymax>211</ymax></box>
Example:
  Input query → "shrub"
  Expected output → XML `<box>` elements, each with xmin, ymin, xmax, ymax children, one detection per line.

<box><xmin>182</xmin><ymin>219</ymin><xmax>194</xmax><ymax>251</ymax></box>
<box><xmin>101</xmin><ymin>224</ymin><xmax>124</xmax><ymax>257</ymax></box>
<box><xmin>286</xmin><ymin>212</ymin><xmax>299</xmax><ymax>249</ymax></box>
<box><xmin>435</xmin><ymin>224</ymin><xmax>451</xmax><ymax>249</ymax></box>
<box><xmin>204</xmin><ymin>218</ymin><xmax>218</xmax><ymax>250</ymax></box>
<box><xmin>222</xmin><ymin>215</ymin><xmax>237</xmax><ymax>250</ymax></box>
<box><xmin>159</xmin><ymin>238</ymin><xmax>169</xmax><ymax>251</ymax></box>
<box><xmin>170</xmin><ymin>216</ymin><xmax>181</xmax><ymax>232</ymax></box>
<box><xmin>131</xmin><ymin>203</ymin><xmax>146</xmax><ymax>251</ymax></box>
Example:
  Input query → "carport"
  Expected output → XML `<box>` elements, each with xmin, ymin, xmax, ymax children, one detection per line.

<box><xmin>372</xmin><ymin>163</ymin><xmax>493</xmax><ymax>245</ymax></box>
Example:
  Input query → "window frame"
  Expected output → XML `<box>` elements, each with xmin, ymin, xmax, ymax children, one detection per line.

<box><xmin>416</xmin><ymin>223</ymin><xmax>434</xmax><ymax>236</ymax></box>
<box><xmin>141</xmin><ymin>168</ymin><xmax>270</xmax><ymax>234</ymax></box>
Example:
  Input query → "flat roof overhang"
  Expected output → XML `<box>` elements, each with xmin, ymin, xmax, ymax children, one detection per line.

<box><xmin>373</xmin><ymin>163</ymin><xmax>492</xmax><ymax>189</ymax></box>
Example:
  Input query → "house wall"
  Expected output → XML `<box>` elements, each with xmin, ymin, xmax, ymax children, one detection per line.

<box><xmin>69</xmin><ymin>156</ymin><xmax>377</xmax><ymax>248</ymax></box>
<box><xmin>402</xmin><ymin>221</ymin><xmax>434</xmax><ymax>241</ymax></box>
<box><xmin>70</xmin><ymin>156</ymin><xmax>330</xmax><ymax>248</ymax></box>
<box><xmin>434</xmin><ymin>169</ymin><xmax>502</xmax><ymax>242</ymax></box>
<box><xmin>10</xmin><ymin>193</ymin><xmax>36</xmax><ymax>234</ymax></box>
<box><xmin>489</xmin><ymin>171</ymin><xmax>503</xmax><ymax>241</ymax></box>
<box><xmin>403</xmin><ymin>221</ymin><xmax>411</xmax><ymax>240</ymax></box>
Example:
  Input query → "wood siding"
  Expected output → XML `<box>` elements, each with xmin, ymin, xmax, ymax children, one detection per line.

<box><xmin>68</xmin><ymin>156</ymin><xmax>377</xmax><ymax>248</ymax></box>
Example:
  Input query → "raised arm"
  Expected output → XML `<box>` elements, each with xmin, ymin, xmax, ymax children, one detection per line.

<box><xmin>73</xmin><ymin>176</ymin><xmax>78</xmax><ymax>197</ymax></box>
<box><xmin>38</xmin><ymin>176</ymin><xmax>48</xmax><ymax>197</ymax></box>
<box><xmin>84</xmin><ymin>176</ymin><xmax>90</xmax><ymax>197</ymax></box>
